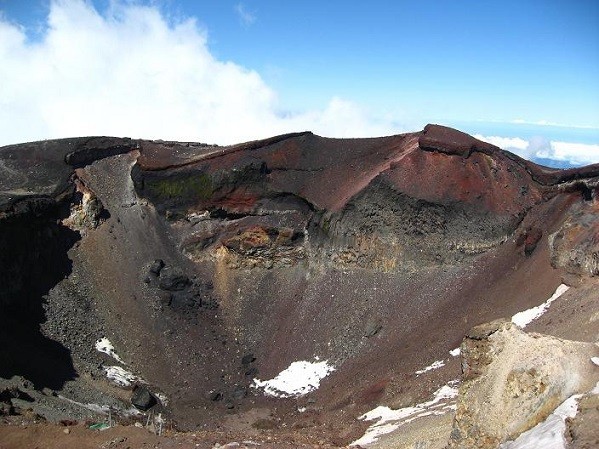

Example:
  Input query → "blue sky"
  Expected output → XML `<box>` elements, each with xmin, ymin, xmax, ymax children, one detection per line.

<box><xmin>0</xmin><ymin>0</ymin><xmax>598</xmax><ymax>165</ymax></box>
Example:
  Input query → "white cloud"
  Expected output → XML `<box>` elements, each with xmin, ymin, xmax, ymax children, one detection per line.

<box><xmin>540</xmin><ymin>141</ymin><xmax>599</xmax><ymax>166</ymax></box>
<box><xmin>234</xmin><ymin>2</ymin><xmax>256</xmax><ymax>27</ymax></box>
<box><xmin>475</xmin><ymin>134</ymin><xmax>599</xmax><ymax>166</ymax></box>
<box><xmin>510</xmin><ymin>119</ymin><xmax>599</xmax><ymax>130</ymax></box>
<box><xmin>474</xmin><ymin>134</ymin><xmax>529</xmax><ymax>151</ymax></box>
<box><xmin>0</xmin><ymin>0</ymin><xmax>401</xmax><ymax>147</ymax></box>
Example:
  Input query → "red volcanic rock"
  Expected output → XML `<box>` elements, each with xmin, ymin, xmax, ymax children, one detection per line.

<box><xmin>419</xmin><ymin>123</ymin><xmax>500</xmax><ymax>157</ymax></box>
<box><xmin>515</xmin><ymin>227</ymin><xmax>544</xmax><ymax>256</ymax></box>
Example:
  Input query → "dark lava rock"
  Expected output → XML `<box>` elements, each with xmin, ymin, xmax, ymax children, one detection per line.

<box><xmin>158</xmin><ymin>267</ymin><xmax>189</xmax><ymax>291</ymax></box>
<box><xmin>244</xmin><ymin>367</ymin><xmax>258</xmax><ymax>377</ymax></box>
<box><xmin>169</xmin><ymin>290</ymin><xmax>200</xmax><ymax>310</ymax></box>
<box><xmin>0</xmin><ymin>401</ymin><xmax>15</xmax><ymax>416</ymax></box>
<box><xmin>149</xmin><ymin>259</ymin><xmax>165</xmax><ymax>276</ymax></box>
<box><xmin>157</xmin><ymin>291</ymin><xmax>172</xmax><ymax>305</ymax></box>
<box><xmin>232</xmin><ymin>386</ymin><xmax>247</xmax><ymax>401</ymax></box>
<box><xmin>210</xmin><ymin>391</ymin><xmax>223</xmax><ymax>402</ymax></box>
<box><xmin>0</xmin><ymin>387</ymin><xmax>34</xmax><ymax>403</ymax></box>
<box><xmin>241</xmin><ymin>353</ymin><xmax>256</xmax><ymax>365</ymax></box>
<box><xmin>131</xmin><ymin>386</ymin><xmax>157</xmax><ymax>411</ymax></box>
<box><xmin>201</xmin><ymin>296</ymin><xmax>219</xmax><ymax>310</ymax></box>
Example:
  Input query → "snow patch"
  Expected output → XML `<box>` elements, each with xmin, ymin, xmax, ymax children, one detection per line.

<box><xmin>104</xmin><ymin>366</ymin><xmax>142</xmax><ymax>388</ymax></box>
<box><xmin>450</xmin><ymin>347</ymin><xmax>461</xmax><ymax>357</ymax></box>
<box><xmin>252</xmin><ymin>360</ymin><xmax>335</xmax><ymax>398</ymax></box>
<box><xmin>415</xmin><ymin>359</ymin><xmax>445</xmax><ymax>375</ymax></box>
<box><xmin>155</xmin><ymin>392</ymin><xmax>169</xmax><ymax>406</ymax></box>
<box><xmin>500</xmin><ymin>394</ymin><xmax>581</xmax><ymax>449</ymax></box>
<box><xmin>511</xmin><ymin>284</ymin><xmax>569</xmax><ymax>328</ymax></box>
<box><xmin>95</xmin><ymin>337</ymin><xmax>123</xmax><ymax>363</ymax></box>
<box><xmin>58</xmin><ymin>395</ymin><xmax>142</xmax><ymax>417</ymax></box>
<box><xmin>591</xmin><ymin>357</ymin><xmax>599</xmax><ymax>367</ymax></box>
<box><xmin>351</xmin><ymin>381</ymin><xmax>459</xmax><ymax>446</ymax></box>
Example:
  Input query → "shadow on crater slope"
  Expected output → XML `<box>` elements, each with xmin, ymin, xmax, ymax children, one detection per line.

<box><xmin>0</xmin><ymin>198</ymin><xmax>80</xmax><ymax>389</ymax></box>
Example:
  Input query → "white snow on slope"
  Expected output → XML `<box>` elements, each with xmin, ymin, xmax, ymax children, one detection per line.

<box><xmin>252</xmin><ymin>360</ymin><xmax>335</xmax><ymax>398</ymax></box>
<box><xmin>415</xmin><ymin>360</ymin><xmax>445</xmax><ymax>375</ymax></box>
<box><xmin>500</xmin><ymin>394</ymin><xmax>581</xmax><ymax>449</ymax></box>
<box><xmin>155</xmin><ymin>392</ymin><xmax>169</xmax><ymax>406</ymax></box>
<box><xmin>95</xmin><ymin>337</ymin><xmax>123</xmax><ymax>363</ymax></box>
<box><xmin>104</xmin><ymin>366</ymin><xmax>142</xmax><ymax>388</ymax></box>
<box><xmin>511</xmin><ymin>284</ymin><xmax>569</xmax><ymax>328</ymax></box>
<box><xmin>59</xmin><ymin>395</ymin><xmax>142</xmax><ymax>417</ymax></box>
<box><xmin>450</xmin><ymin>347</ymin><xmax>461</xmax><ymax>357</ymax></box>
<box><xmin>351</xmin><ymin>381</ymin><xmax>459</xmax><ymax>446</ymax></box>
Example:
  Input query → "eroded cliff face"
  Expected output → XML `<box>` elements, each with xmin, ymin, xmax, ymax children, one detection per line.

<box><xmin>1</xmin><ymin>125</ymin><xmax>598</xmax><ymax>446</ymax></box>
<box><xmin>130</xmin><ymin>125</ymin><xmax>597</xmax><ymax>274</ymax></box>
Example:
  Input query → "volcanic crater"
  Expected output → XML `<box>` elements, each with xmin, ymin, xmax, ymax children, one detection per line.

<box><xmin>1</xmin><ymin>124</ymin><xmax>598</xmax><ymax>448</ymax></box>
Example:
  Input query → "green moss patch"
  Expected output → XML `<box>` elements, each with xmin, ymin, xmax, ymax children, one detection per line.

<box><xmin>147</xmin><ymin>173</ymin><xmax>213</xmax><ymax>201</ymax></box>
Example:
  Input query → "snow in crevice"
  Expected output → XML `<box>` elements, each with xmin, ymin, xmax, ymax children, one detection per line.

<box><xmin>104</xmin><ymin>366</ymin><xmax>143</xmax><ymax>388</ymax></box>
<box><xmin>511</xmin><ymin>284</ymin><xmax>570</xmax><ymax>328</ymax></box>
<box><xmin>95</xmin><ymin>337</ymin><xmax>124</xmax><ymax>363</ymax></box>
<box><xmin>501</xmin><ymin>379</ymin><xmax>599</xmax><ymax>449</ymax></box>
<box><xmin>500</xmin><ymin>394</ymin><xmax>581</xmax><ymax>449</ymax></box>
<box><xmin>155</xmin><ymin>392</ymin><xmax>169</xmax><ymax>406</ymax></box>
<box><xmin>58</xmin><ymin>395</ymin><xmax>142</xmax><ymax>417</ymax></box>
<box><xmin>96</xmin><ymin>337</ymin><xmax>147</xmax><ymax>388</ymax></box>
<box><xmin>252</xmin><ymin>359</ymin><xmax>335</xmax><ymax>398</ymax></box>
<box><xmin>415</xmin><ymin>359</ymin><xmax>445</xmax><ymax>375</ymax></box>
<box><xmin>351</xmin><ymin>380</ymin><xmax>460</xmax><ymax>446</ymax></box>
<box><xmin>450</xmin><ymin>347</ymin><xmax>461</xmax><ymax>357</ymax></box>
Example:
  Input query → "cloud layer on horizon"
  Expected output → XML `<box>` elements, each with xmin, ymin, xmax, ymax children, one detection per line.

<box><xmin>475</xmin><ymin>134</ymin><xmax>599</xmax><ymax>167</ymax></box>
<box><xmin>0</xmin><ymin>0</ymin><xmax>402</xmax><ymax>146</ymax></box>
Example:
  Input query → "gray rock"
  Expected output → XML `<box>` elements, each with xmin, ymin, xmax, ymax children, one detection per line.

<box><xmin>158</xmin><ymin>267</ymin><xmax>189</xmax><ymax>291</ymax></box>
<box><xmin>131</xmin><ymin>386</ymin><xmax>156</xmax><ymax>411</ymax></box>
<box><xmin>149</xmin><ymin>259</ymin><xmax>165</xmax><ymax>276</ymax></box>
<box><xmin>241</xmin><ymin>354</ymin><xmax>255</xmax><ymax>365</ymax></box>
<box><xmin>210</xmin><ymin>391</ymin><xmax>223</xmax><ymax>402</ymax></box>
<box><xmin>232</xmin><ymin>386</ymin><xmax>246</xmax><ymax>401</ymax></box>
<box><xmin>364</xmin><ymin>321</ymin><xmax>382</xmax><ymax>338</ymax></box>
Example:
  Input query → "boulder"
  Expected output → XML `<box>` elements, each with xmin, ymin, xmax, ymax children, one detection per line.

<box><xmin>232</xmin><ymin>386</ymin><xmax>247</xmax><ymax>401</ymax></box>
<box><xmin>241</xmin><ymin>353</ymin><xmax>256</xmax><ymax>365</ymax></box>
<box><xmin>149</xmin><ymin>259</ymin><xmax>165</xmax><ymax>276</ymax></box>
<box><xmin>131</xmin><ymin>386</ymin><xmax>157</xmax><ymax>411</ymax></box>
<box><xmin>209</xmin><ymin>391</ymin><xmax>223</xmax><ymax>402</ymax></box>
<box><xmin>158</xmin><ymin>267</ymin><xmax>189</xmax><ymax>291</ymax></box>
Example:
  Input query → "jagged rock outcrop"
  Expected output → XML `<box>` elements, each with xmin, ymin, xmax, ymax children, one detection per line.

<box><xmin>448</xmin><ymin>320</ymin><xmax>599</xmax><ymax>449</ymax></box>
<box><xmin>550</xmin><ymin>199</ymin><xmax>599</xmax><ymax>276</ymax></box>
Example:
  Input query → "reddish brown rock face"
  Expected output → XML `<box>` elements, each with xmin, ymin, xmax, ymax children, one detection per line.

<box><xmin>1</xmin><ymin>125</ymin><xmax>598</xmax><ymax>444</ymax></box>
